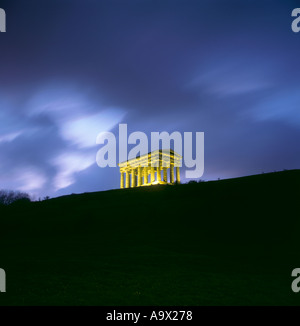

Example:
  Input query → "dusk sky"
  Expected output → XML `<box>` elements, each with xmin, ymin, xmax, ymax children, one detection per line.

<box><xmin>0</xmin><ymin>0</ymin><xmax>299</xmax><ymax>199</ymax></box>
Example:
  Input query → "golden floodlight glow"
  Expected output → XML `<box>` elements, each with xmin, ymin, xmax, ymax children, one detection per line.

<box><xmin>118</xmin><ymin>149</ymin><xmax>181</xmax><ymax>188</ymax></box>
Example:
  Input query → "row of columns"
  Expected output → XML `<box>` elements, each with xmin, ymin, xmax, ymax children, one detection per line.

<box><xmin>120</xmin><ymin>166</ymin><xmax>180</xmax><ymax>188</ymax></box>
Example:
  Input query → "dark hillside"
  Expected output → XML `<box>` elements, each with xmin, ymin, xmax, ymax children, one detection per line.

<box><xmin>0</xmin><ymin>170</ymin><xmax>300</xmax><ymax>305</ymax></box>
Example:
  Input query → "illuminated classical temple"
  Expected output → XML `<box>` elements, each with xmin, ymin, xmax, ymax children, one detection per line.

<box><xmin>118</xmin><ymin>149</ymin><xmax>182</xmax><ymax>188</ymax></box>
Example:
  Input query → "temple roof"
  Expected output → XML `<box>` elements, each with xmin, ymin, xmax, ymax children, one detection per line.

<box><xmin>118</xmin><ymin>149</ymin><xmax>182</xmax><ymax>168</ymax></box>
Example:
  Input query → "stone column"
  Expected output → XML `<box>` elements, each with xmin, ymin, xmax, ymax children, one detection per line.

<box><xmin>143</xmin><ymin>167</ymin><xmax>148</xmax><ymax>185</ymax></box>
<box><xmin>163</xmin><ymin>167</ymin><xmax>168</xmax><ymax>182</ymax></box>
<box><xmin>176</xmin><ymin>167</ymin><xmax>180</xmax><ymax>183</ymax></box>
<box><xmin>120</xmin><ymin>171</ymin><xmax>124</xmax><ymax>189</ymax></box>
<box><xmin>131</xmin><ymin>169</ymin><xmax>136</xmax><ymax>187</ymax></box>
<box><xmin>151</xmin><ymin>167</ymin><xmax>155</xmax><ymax>183</ymax></box>
<box><xmin>170</xmin><ymin>165</ymin><xmax>174</xmax><ymax>183</ymax></box>
<box><xmin>157</xmin><ymin>167</ymin><xmax>161</xmax><ymax>182</ymax></box>
<box><xmin>125</xmin><ymin>171</ymin><xmax>130</xmax><ymax>188</ymax></box>
<box><xmin>138</xmin><ymin>167</ymin><xmax>142</xmax><ymax>187</ymax></box>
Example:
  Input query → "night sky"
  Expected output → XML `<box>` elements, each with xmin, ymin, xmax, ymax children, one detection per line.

<box><xmin>0</xmin><ymin>0</ymin><xmax>299</xmax><ymax>199</ymax></box>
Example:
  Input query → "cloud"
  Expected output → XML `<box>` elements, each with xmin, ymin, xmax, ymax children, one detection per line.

<box><xmin>52</xmin><ymin>152</ymin><xmax>95</xmax><ymax>190</ymax></box>
<box><xmin>0</xmin><ymin>86</ymin><xmax>126</xmax><ymax>196</ymax></box>
<box><xmin>0</xmin><ymin>131</ymin><xmax>23</xmax><ymax>143</ymax></box>
<box><xmin>186</xmin><ymin>60</ymin><xmax>272</xmax><ymax>98</ymax></box>
<box><xmin>61</xmin><ymin>109</ymin><xmax>126</xmax><ymax>148</ymax></box>
<box><xmin>250</xmin><ymin>89</ymin><xmax>300</xmax><ymax>126</ymax></box>
<box><xmin>0</xmin><ymin>0</ymin><xmax>299</xmax><ymax>197</ymax></box>
<box><xmin>16</xmin><ymin>168</ymin><xmax>47</xmax><ymax>192</ymax></box>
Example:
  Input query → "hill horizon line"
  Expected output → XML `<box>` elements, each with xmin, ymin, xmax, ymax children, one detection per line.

<box><xmin>43</xmin><ymin>168</ymin><xmax>300</xmax><ymax>202</ymax></box>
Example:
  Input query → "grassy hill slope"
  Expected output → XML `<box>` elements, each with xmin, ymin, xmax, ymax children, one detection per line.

<box><xmin>1</xmin><ymin>170</ymin><xmax>300</xmax><ymax>305</ymax></box>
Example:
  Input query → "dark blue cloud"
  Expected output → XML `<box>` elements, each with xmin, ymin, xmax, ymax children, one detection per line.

<box><xmin>0</xmin><ymin>0</ymin><xmax>299</xmax><ymax>197</ymax></box>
